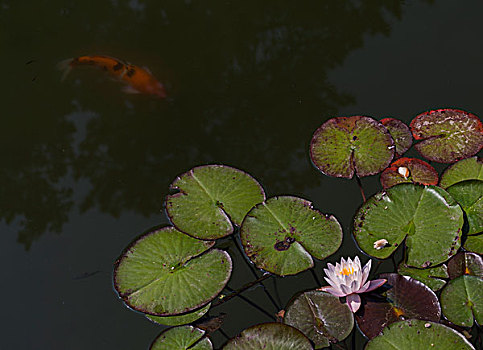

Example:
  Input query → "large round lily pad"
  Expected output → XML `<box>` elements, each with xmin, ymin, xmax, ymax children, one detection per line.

<box><xmin>440</xmin><ymin>156</ymin><xmax>483</xmax><ymax>189</ymax></box>
<box><xmin>240</xmin><ymin>196</ymin><xmax>343</xmax><ymax>276</ymax></box>
<box><xmin>283</xmin><ymin>290</ymin><xmax>353</xmax><ymax>349</ymax></box>
<box><xmin>356</xmin><ymin>273</ymin><xmax>441</xmax><ymax>340</ymax></box>
<box><xmin>150</xmin><ymin>325</ymin><xmax>212</xmax><ymax>350</ymax></box>
<box><xmin>464</xmin><ymin>234</ymin><xmax>483</xmax><ymax>254</ymax></box>
<box><xmin>223</xmin><ymin>323</ymin><xmax>313</xmax><ymax>350</ymax></box>
<box><xmin>353</xmin><ymin>184</ymin><xmax>463</xmax><ymax>268</ymax></box>
<box><xmin>147</xmin><ymin>303</ymin><xmax>211</xmax><ymax>326</ymax></box>
<box><xmin>381</xmin><ymin>118</ymin><xmax>413</xmax><ymax>157</ymax></box>
<box><xmin>440</xmin><ymin>275</ymin><xmax>483</xmax><ymax>327</ymax></box>
<box><xmin>380</xmin><ymin>157</ymin><xmax>438</xmax><ymax>189</ymax></box>
<box><xmin>310</xmin><ymin>116</ymin><xmax>394</xmax><ymax>178</ymax></box>
<box><xmin>114</xmin><ymin>226</ymin><xmax>232</xmax><ymax>315</ymax></box>
<box><xmin>398</xmin><ymin>263</ymin><xmax>448</xmax><ymax>292</ymax></box>
<box><xmin>165</xmin><ymin>165</ymin><xmax>265</xmax><ymax>240</ymax></box>
<box><xmin>446</xmin><ymin>180</ymin><xmax>483</xmax><ymax>235</ymax></box>
<box><xmin>410</xmin><ymin>108</ymin><xmax>483</xmax><ymax>163</ymax></box>
<box><xmin>447</xmin><ymin>252</ymin><xmax>483</xmax><ymax>280</ymax></box>
<box><xmin>365</xmin><ymin>319</ymin><xmax>475</xmax><ymax>350</ymax></box>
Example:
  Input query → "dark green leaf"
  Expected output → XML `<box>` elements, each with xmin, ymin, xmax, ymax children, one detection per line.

<box><xmin>284</xmin><ymin>290</ymin><xmax>353</xmax><ymax>349</ymax></box>
<box><xmin>398</xmin><ymin>263</ymin><xmax>448</xmax><ymax>291</ymax></box>
<box><xmin>440</xmin><ymin>156</ymin><xmax>483</xmax><ymax>188</ymax></box>
<box><xmin>150</xmin><ymin>325</ymin><xmax>212</xmax><ymax>350</ymax></box>
<box><xmin>240</xmin><ymin>196</ymin><xmax>342</xmax><ymax>276</ymax></box>
<box><xmin>166</xmin><ymin>165</ymin><xmax>265</xmax><ymax>240</ymax></box>
<box><xmin>446</xmin><ymin>180</ymin><xmax>483</xmax><ymax>235</ymax></box>
<box><xmin>353</xmin><ymin>184</ymin><xmax>463</xmax><ymax>267</ymax></box>
<box><xmin>146</xmin><ymin>303</ymin><xmax>211</xmax><ymax>326</ymax></box>
<box><xmin>464</xmin><ymin>234</ymin><xmax>483</xmax><ymax>254</ymax></box>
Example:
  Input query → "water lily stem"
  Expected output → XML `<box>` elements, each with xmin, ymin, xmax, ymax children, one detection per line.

<box><xmin>218</xmin><ymin>328</ymin><xmax>230</xmax><ymax>341</ymax></box>
<box><xmin>224</xmin><ymin>286</ymin><xmax>276</xmax><ymax>321</ymax></box>
<box><xmin>231</xmin><ymin>234</ymin><xmax>281</xmax><ymax>310</ymax></box>
<box><xmin>212</xmin><ymin>273</ymin><xmax>272</xmax><ymax>308</ymax></box>
<box><xmin>355</xmin><ymin>176</ymin><xmax>366</xmax><ymax>203</ymax></box>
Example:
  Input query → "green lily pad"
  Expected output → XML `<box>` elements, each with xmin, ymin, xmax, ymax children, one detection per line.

<box><xmin>283</xmin><ymin>290</ymin><xmax>353</xmax><ymax>349</ymax></box>
<box><xmin>310</xmin><ymin>116</ymin><xmax>394</xmax><ymax>178</ymax></box>
<box><xmin>381</xmin><ymin>118</ymin><xmax>413</xmax><ymax>157</ymax></box>
<box><xmin>398</xmin><ymin>263</ymin><xmax>448</xmax><ymax>292</ymax></box>
<box><xmin>150</xmin><ymin>325</ymin><xmax>213</xmax><ymax>350</ymax></box>
<box><xmin>446</xmin><ymin>180</ymin><xmax>483</xmax><ymax>235</ymax></box>
<box><xmin>440</xmin><ymin>156</ymin><xmax>483</xmax><ymax>189</ymax></box>
<box><xmin>447</xmin><ymin>252</ymin><xmax>483</xmax><ymax>279</ymax></box>
<box><xmin>114</xmin><ymin>226</ymin><xmax>232</xmax><ymax>315</ymax></box>
<box><xmin>464</xmin><ymin>234</ymin><xmax>483</xmax><ymax>254</ymax></box>
<box><xmin>365</xmin><ymin>319</ymin><xmax>475</xmax><ymax>350</ymax></box>
<box><xmin>240</xmin><ymin>196</ymin><xmax>343</xmax><ymax>276</ymax></box>
<box><xmin>356</xmin><ymin>273</ymin><xmax>441</xmax><ymax>339</ymax></box>
<box><xmin>353</xmin><ymin>184</ymin><xmax>463</xmax><ymax>268</ymax></box>
<box><xmin>147</xmin><ymin>303</ymin><xmax>211</xmax><ymax>326</ymax></box>
<box><xmin>223</xmin><ymin>323</ymin><xmax>313</xmax><ymax>350</ymax></box>
<box><xmin>410</xmin><ymin>108</ymin><xmax>483</xmax><ymax>163</ymax></box>
<box><xmin>440</xmin><ymin>275</ymin><xmax>483</xmax><ymax>327</ymax></box>
<box><xmin>165</xmin><ymin>165</ymin><xmax>265</xmax><ymax>240</ymax></box>
<box><xmin>380</xmin><ymin>157</ymin><xmax>438</xmax><ymax>189</ymax></box>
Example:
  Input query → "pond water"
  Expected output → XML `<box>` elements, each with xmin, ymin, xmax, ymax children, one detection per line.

<box><xmin>2</xmin><ymin>1</ymin><xmax>482</xmax><ymax>349</ymax></box>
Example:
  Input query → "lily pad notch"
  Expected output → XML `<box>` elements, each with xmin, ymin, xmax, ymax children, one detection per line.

<box><xmin>165</xmin><ymin>165</ymin><xmax>266</xmax><ymax>240</ymax></box>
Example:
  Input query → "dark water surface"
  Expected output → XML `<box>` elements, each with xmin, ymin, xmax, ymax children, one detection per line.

<box><xmin>2</xmin><ymin>1</ymin><xmax>483</xmax><ymax>349</ymax></box>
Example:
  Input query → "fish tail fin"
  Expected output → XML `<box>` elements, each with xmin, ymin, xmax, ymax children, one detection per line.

<box><xmin>57</xmin><ymin>58</ymin><xmax>74</xmax><ymax>81</ymax></box>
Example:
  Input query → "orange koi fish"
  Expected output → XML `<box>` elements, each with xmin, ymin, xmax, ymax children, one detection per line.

<box><xmin>58</xmin><ymin>55</ymin><xmax>167</xmax><ymax>98</ymax></box>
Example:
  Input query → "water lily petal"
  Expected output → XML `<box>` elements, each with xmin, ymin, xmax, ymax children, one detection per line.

<box><xmin>346</xmin><ymin>293</ymin><xmax>361</xmax><ymax>313</ymax></box>
<box><xmin>349</xmin><ymin>279</ymin><xmax>359</xmax><ymax>293</ymax></box>
<box><xmin>319</xmin><ymin>285</ymin><xmax>347</xmax><ymax>297</ymax></box>
<box><xmin>363</xmin><ymin>278</ymin><xmax>387</xmax><ymax>293</ymax></box>
<box><xmin>324</xmin><ymin>276</ymin><xmax>344</xmax><ymax>295</ymax></box>
<box><xmin>340</xmin><ymin>283</ymin><xmax>352</xmax><ymax>295</ymax></box>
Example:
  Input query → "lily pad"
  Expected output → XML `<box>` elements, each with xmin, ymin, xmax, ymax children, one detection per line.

<box><xmin>114</xmin><ymin>226</ymin><xmax>232</xmax><ymax>315</ymax></box>
<box><xmin>356</xmin><ymin>273</ymin><xmax>441</xmax><ymax>340</ymax></box>
<box><xmin>365</xmin><ymin>319</ymin><xmax>475</xmax><ymax>350</ymax></box>
<box><xmin>147</xmin><ymin>303</ymin><xmax>211</xmax><ymax>326</ymax></box>
<box><xmin>464</xmin><ymin>234</ymin><xmax>483</xmax><ymax>254</ymax></box>
<box><xmin>310</xmin><ymin>116</ymin><xmax>394</xmax><ymax>178</ymax></box>
<box><xmin>283</xmin><ymin>290</ymin><xmax>353</xmax><ymax>349</ymax></box>
<box><xmin>223</xmin><ymin>323</ymin><xmax>313</xmax><ymax>350</ymax></box>
<box><xmin>165</xmin><ymin>165</ymin><xmax>265</xmax><ymax>240</ymax></box>
<box><xmin>353</xmin><ymin>184</ymin><xmax>463</xmax><ymax>267</ymax></box>
<box><xmin>447</xmin><ymin>252</ymin><xmax>483</xmax><ymax>279</ymax></box>
<box><xmin>440</xmin><ymin>156</ymin><xmax>483</xmax><ymax>189</ymax></box>
<box><xmin>240</xmin><ymin>196</ymin><xmax>343</xmax><ymax>276</ymax></box>
<box><xmin>410</xmin><ymin>108</ymin><xmax>483</xmax><ymax>163</ymax></box>
<box><xmin>446</xmin><ymin>180</ymin><xmax>483</xmax><ymax>235</ymax></box>
<box><xmin>380</xmin><ymin>157</ymin><xmax>438</xmax><ymax>189</ymax></box>
<box><xmin>440</xmin><ymin>275</ymin><xmax>483</xmax><ymax>327</ymax></box>
<box><xmin>398</xmin><ymin>263</ymin><xmax>448</xmax><ymax>291</ymax></box>
<box><xmin>150</xmin><ymin>325</ymin><xmax>212</xmax><ymax>350</ymax></box>
<box><xmin>381</xmin><ymin>118</ymin><xmax>413</xmax><ymax>157</ymax></box>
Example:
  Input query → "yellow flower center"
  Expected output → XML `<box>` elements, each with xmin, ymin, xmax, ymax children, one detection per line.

<box><xmin>339</xmin><ymin>267</ymin><xmax>354</xmax><ymax>276</ymax></box>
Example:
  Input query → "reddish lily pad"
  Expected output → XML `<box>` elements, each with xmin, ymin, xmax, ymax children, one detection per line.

<box><xmin>398</xmin><ymin>263</ymin><xmax>448</xmax><ymax>292</ymax></box>
<box><xmin>381</xmin><ymin>118</ymin><xmax>413</xmax><ymax>157</ymax></box>
<box><xmin>380</xmin><ymin>157</ymin><xmax>438</xmax><ymax>189</ymax></box>
<box><xmin>356</xmin><ymin>273</ymin><xmax>441</xmax><ymax>339</ymax></box>
<box><xmin>283</xmin><ymin>290</ymin><xmax>353</xmax><ymax>349</ymax></box>
<box><xmin>447</xmin><ymin>252</ymin><xmax>483</xmax><ymax>279</ymax></box>
<box><xmin>223</xmin><ymin>323</ymin><xmax>313</xmax><ymax>350</ymax></box>
<box><xmin>240</xmin><ymin>196</ymin><xmax>343</xmax><ymax>276</ymax></box>
<box><xmin>440</xmin><ymin>156</ymin><xmax>483</xmax><ymax>189</ymax></box>
<box><xmin>410</xmin><ymin>108</ymin><xmax>483</xmax><ymax>163</ymax></box>
<box><xmin>165</xmin><ymin>165</ymin><xmax>265</xmax><ymax>240</ymax></box>
<box><xmin>353</xmin><ymin>184</ymin><xmax>463</xmax><ymax>268</ymax></box>
<box><xmin>310</xmin><ymin>116</ymin><xmax>394</xmax><ymax>178</ymax></box>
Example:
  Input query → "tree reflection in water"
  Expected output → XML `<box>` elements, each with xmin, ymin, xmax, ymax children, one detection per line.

<box><xmin>0</xmin><ymin>0</ymin><xmax>433</xmax><ymax>249</ymax></box>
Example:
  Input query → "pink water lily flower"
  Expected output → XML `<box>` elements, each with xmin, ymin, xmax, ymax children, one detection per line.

<box><xmin>319</xmin><ymin>256</ymin><xmax>386</xmax><ymax>313</ymax></box>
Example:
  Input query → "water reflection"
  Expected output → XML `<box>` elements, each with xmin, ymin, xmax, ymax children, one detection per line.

<box><xmin>1</xmin><ymin>0</ymin><xmax>433</xmax><ymax>249</ymax></box>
